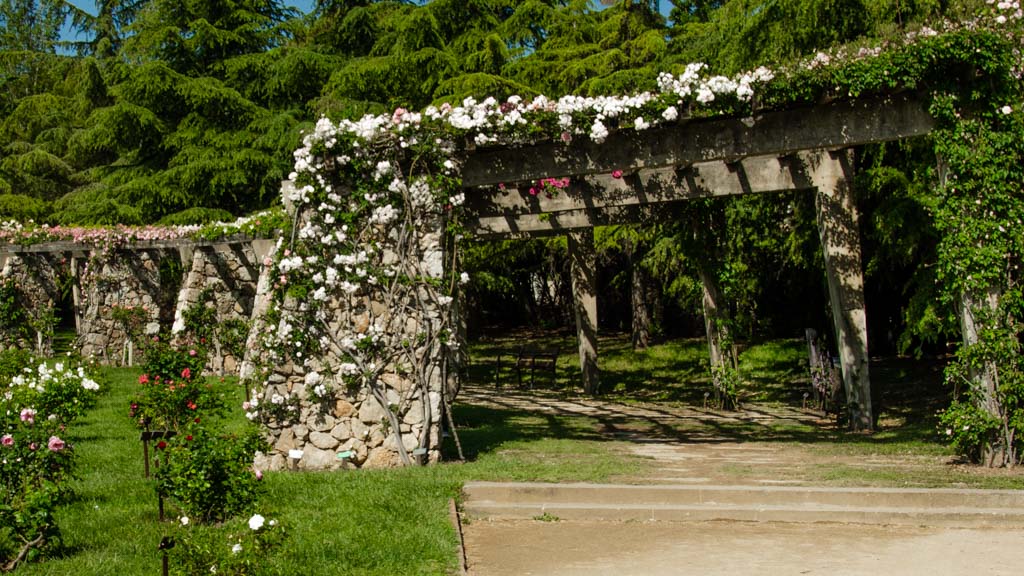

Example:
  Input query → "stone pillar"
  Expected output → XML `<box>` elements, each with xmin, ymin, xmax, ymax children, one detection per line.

<box><xmin>77</xmin><ymin>250</ymin><xmax>171</xmax><ymax>362</ymax></box>
<box><xmin>568</xmin><ymin>229</ymin><xmax>600</xmax><ymax>395</ymax></box>
<box><xmin>171</xmin><ymin>242</ymin><xmax>261</xmax><ymax>374</ymax></box>
<box><xmin>804</xmin><ymin>149</ymin><xmax>872</xmax><ymax>431</ymax></box>
<box><xmin>70</xmin><ymin>256</ymin><xmax>82</xmax><ymax>334</ymax></box>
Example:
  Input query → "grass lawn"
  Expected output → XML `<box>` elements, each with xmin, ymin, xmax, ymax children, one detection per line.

<box><xmin>17</xmin><ymin>366</ymin><xmax>644</xmax><ymax>575</ymax></box>
<box><xmin>15</xmin><ymin>333</ymin><xmax>1024</xmax><ymax>573</ymax></box>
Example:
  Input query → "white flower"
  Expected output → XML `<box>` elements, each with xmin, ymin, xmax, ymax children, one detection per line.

<box><xmin>231</xmin><ymin>543</ymin><xmax>243</xmax><ymax>554</ymax></box>
<box><xmin>249</xmin><ymin>514</ymin><xmax>266</xmax><ymax>531</ymax></box>
<box><xmin>1001</xmin><ymin>105</ymin><xmax>1013</xmax><ymax>115</ymax></box>
<box><xmin>589</xmin><ymin>119</ymin><xmax>609</xmax><ymax>143</ymax></box>
<box><xmin>662</xmin><ymin>106</ymin><xmax>678</xmax><ymax>122</ymax></box>
<box><xmin>459</xmin><ymin>272</ymin><xmax>470</xmax><ymax>285</ymax></box>
<box><xmin>633</xmin><ymin>116</ymin><xmax>650</xmax><ymax>131</ymax></box>
<box><xmin>180</xmin><ymin>516</ymin><xmax>190</xmax><ymax>526</ymax></box>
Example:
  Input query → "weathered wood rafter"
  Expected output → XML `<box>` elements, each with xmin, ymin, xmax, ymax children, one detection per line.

<box><xmin>461</xmin><ymin>93</ymin><xmax>934</xmax><ymax>188</ymax></box>
<box><xmin>466</xmin><ymin>154</ymin><xmax>819</xmax><ymax>238</ymax></box>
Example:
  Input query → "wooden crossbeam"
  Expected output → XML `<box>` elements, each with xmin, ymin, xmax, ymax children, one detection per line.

<box><xmin>466</xmin><ymin>154</ymin><xmax>817</xmax><ymax>238</ymax></box>
<box><xmin>0</xmin><ymin>236</ymin><xmax>258</xmax><ymax>255</ymax></box>
<box><xmin>461</xmin><ymin>93</ymin><xmax>933</xmax><ymax>188</ymax></box>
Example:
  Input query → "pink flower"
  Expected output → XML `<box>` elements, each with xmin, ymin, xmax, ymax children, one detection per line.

<box><xmin>561</xmin><ymin>131</ymin><xmax>572</xmax><ymax>143</ymax></box>
<box><xmin>498</xmin><ymin>182</ymin><xmax>506</xmax><ymax>191</ymax></box>
<box><xmin>181</xmin><ymin>368</ymin><xmax>192</xmax><ymax>380</ymax></box>
<box><xmin>20</xmin><ymin>408</ymin><xmax>35</xmax><ymax>424</ymax></box>
<box><xmin>139</xmin><ymin>374</ymin><xmax>149</xmax><ymax>384</ymax></box>
<box><xmin>255</xmin><ymin>469</ymin><xmax>263</xmax><ymax>480</ymax></box>
<box><xmin>29</xmin><ymin>442</ymin><xmax>38</xmax><ymax>451</ymax></box>
<box><xmin>188</xmin><ymin>349</ymin><xmax>197</xmax><ymax>357</ymax></box>
<box><xmin>47</xmin><ymin>436</ymin><xmax>66</xmax><ymax>452</ymax></box>
<box><xmin>611</xmin><ymin>170</ymin><xmax>623</xmax><ymax>179</ymax></box>
<box><xmin>529</xmin><ymin>187</ymin><xmax>538</xmax><ymax>196</ymax></box>
<box><xmin>1</xmin><ymin>434</ymin><xmax>13</xmax><ymax>447</ymax></box>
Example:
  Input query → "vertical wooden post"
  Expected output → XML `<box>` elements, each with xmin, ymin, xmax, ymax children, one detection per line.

<box><xmin>696</xmin><ymin>265</ymin><xmax>730</xmax><ymax>370</ymax></box>
<box><xmin>804</xmin><ymin>149</ymin><xmax>873</xmax><ymax>431</ymax></box>
<box><xmin>70</xmin><ymin>256</ymin><xmax>82</xmax><ymax>333</ymax></box>
<box><xmin>568</xmin><ymin>229</ymin><xmax>600</xmax><ymax>395</ymax></box>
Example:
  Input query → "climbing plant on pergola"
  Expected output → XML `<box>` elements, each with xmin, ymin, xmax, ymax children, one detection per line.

<box><xmin>256</xmin><ymin>6</ymin><xmax>1023</xmax><ymax>466</ymax></box>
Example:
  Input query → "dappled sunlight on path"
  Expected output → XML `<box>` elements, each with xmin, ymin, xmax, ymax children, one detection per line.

<box><xmin>455</xmin><ymin>383</ymin><xmax>968</xmax><ymax>487</ymax></box>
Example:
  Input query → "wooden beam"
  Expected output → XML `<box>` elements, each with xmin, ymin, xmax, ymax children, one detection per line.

<box><xmin>568</xmin><ymin>229</ymin><xmax>600</xmax><ymax>395</ymax></box>
<box><xmin>469</xmin><ymin>203</ymin><xmax>682</xmax><ymax>239</ymax></box>
<box><xmin>0</xmin><ymin>236</ymin><xmax>260</xmax><ymax>255</ymax></box>
<box><xmin>804</xmin><ymin>149</ymin><xmax>872</xmax><ymax>431</ymax></box>
<box><xmin>465</xmin><ymin>154</ymin><xmax>813</xmax><ymax>219</ymax></box>
<box><xmin>462</xmin><ymin>94</ymin><xmax>933</xmax><ymax>188</ymax></box>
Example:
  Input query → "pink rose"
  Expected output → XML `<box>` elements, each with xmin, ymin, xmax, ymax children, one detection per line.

<box><xmin>611</xmin><ymin>170</ymin><xmax>623</xmax><ymax>179</ymax></box>
<box><xmin>188</xmin><ymin>349</ymin><xmax>197</xmax><ymax>357</ymax></box>
<box><xmin>20</xmin><ymin>408</ymin><xmax>35</xmax><ymax>424</ymax></box>
<box><xmin>1</xmin><ymin>434</ymin><xmax>13</xmax><ymax>447</ymax></box>
<box><xmin>181</xmin><ymin>368</ymin><xmax>192</xmax><ymax>380</ymax></box>
<box><xmin>48</xmin><ymin>436</ymin><xmax>66</xmax><ymax>452</ymax></box>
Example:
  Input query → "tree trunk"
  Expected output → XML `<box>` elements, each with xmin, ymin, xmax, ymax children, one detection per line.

<box><xmin>629</xmin><ymin>245</ymin><xmax>651</xmax><ymax>350</ymax></box>
<box><xmin>696</xmin><ymin>264</ymin><xmax>730</xmax><ymax>370</ymax></box>
<box><xmin>959</xmin><ymin>288</ymin><xmax>1017</xmax><ymax>466</ymax></box>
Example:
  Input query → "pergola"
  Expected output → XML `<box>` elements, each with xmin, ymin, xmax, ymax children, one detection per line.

<box><xmin>460</xmin><ymin>93</ymin><xmax>936</xmax><ymax>431</ymax></box>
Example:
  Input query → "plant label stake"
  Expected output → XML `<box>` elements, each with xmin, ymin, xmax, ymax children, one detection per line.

<box><xmin>337</xmin><ymin>450</ymin><xmax>354</xmax><ymax>470</ymax></box>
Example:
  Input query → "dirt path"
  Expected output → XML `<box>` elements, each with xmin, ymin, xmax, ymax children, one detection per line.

<box><xmin>464</xmin><ymin>519</ymin><xmax>1023</xmax><ymax>575</ymax></box>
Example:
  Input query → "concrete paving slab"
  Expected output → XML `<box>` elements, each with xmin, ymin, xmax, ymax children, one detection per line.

<box><xmin>464</xmin><ymin>519</ymin><xmax>1023</xmax><ymax>576</ymax></box>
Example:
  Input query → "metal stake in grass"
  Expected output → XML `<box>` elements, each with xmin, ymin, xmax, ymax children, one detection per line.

<box><xmin>159</xmin><ymin>536</ymin><xmax>175</xmax><ymax>576</ymax></box>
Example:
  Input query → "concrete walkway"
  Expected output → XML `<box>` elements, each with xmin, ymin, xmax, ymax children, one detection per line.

<box><xmin>463</xmin><ymin>519</ymin><xmax>1024</xmax><ymax>576</ymax></box>
<box><xmin>456</xmin><ymin>385</ymin><xmax>1024</xmax><ymax>575</ymax></box>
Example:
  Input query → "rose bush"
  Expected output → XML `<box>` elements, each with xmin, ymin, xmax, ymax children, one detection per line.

<box><xmin>1</xmin><ymin>359</ymin><xmax>100</xmax><ymax>569</ymax></box>
<box><xmin>154</xmin><ymin>424</ymin><xmax>267</xmax><ymax>524</ymax></box>
<box><xmin>130</xmin><ymin>340</ymin><xmax>224</xmax><ymax>432</ymax></box>
<box><xmin>168</xmin><ymin>512</ymin><xmax>286</xmax><ymax>576</ymax></box>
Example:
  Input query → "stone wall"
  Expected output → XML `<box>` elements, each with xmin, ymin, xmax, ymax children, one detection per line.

<box><xmin>0</xmin><ymin>252</ymin><xmax>68</xmax><ymax>354</ymax></box>
<box><xmin>252</xmin><ymin>213</ymin><xmax>460</xmax><ymax>472</ymax></box>
<box><xmin>78</xmin><ymin>249</ymin><xmax>181</xmax><ymax>362</ymax></box>
<box><xmin>172</xmin><ymin>241</ymin><xmax>271</xmax><ymax>375</ymax></box>
<box><xmin>1</xmin><ymin>231</ymin><xmax>463</xmax><ymax>471</ymax></box>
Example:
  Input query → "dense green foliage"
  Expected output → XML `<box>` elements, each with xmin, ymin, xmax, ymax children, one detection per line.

<box><xmin>0</xmin><ymin>1</ymin><xmax>1021</xmax><ymax>460</ymax></box>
